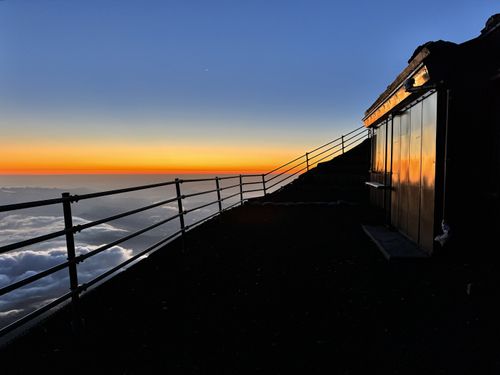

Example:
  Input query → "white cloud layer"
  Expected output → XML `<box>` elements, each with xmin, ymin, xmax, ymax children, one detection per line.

<box><xmin>0</xmin><ymin>214</ymin><xmax>133</xmax><ymax>328</ymax></box>
<box><xmin>0</xmin><ymin>186</ymin><xmax>218</xmax><ymax>328</ymax></box>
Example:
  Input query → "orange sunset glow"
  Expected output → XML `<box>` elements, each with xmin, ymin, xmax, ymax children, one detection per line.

<box><xmin>0</xmin><ymin>139</ymin><xmax>306</xmax><ymax>175</ymax></box>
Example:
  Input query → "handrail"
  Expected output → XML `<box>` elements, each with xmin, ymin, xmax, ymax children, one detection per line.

<box><xmin>72</xmin><ymin>180</ymin><xmax>178</xmax><ymax>201</ymax></box>
<box><xmin>0</xmin><ymin>125</ymin><xmax>370</xmax><ymax>337</ymax></box>
<box><xmin>76</xmin><ymin>196</ymin><xmax>179</xmax><ymax>232</ymax></box>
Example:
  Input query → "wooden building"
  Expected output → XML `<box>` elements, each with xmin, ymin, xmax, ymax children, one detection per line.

<box><xmin>364</xmin><ymin>14</ymin><xmax>500</xmax><ymax>255</ymax></box>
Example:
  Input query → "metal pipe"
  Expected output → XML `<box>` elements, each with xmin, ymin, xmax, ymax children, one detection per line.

<box><xmin>0</xmin><ymin>261</ymin><xmax>69</xmax><ymax>297</ymax></box>
<box><xmin>264</xmin><ymin>154</ymin><xmax>307</xmax><ymax>176</ymax></box>
<box><xmin>307</xmin><ymin>142</ymin><xmax>342</xmax><ymax>163</ymax></box>
<box><xmin>0</xmin><ymin>197</ymin><xmax>66</xmax><ymax>213</ymax></box>
<box><xmin>265</xmin><ymin>158</ymin><xmax>307</xmax><ymax>183</ymax></box>
<box><xmin>81</xmin><ymin>230</ymin><xmax>182</xmax><ymax>292</ymax></box>
<box><xmin>267</xmin><ymin>165</ymin><xmax>308</xmax><ymax>190</ymax></box>
<box><xmin>0</xmin><ymin>292</ymin><xmax>73</xmax><ymax>338</ymax></box>
<box><xmin>215</xmin><ymin>177</ymin><xmax>222</xmax><ymax>212</ymax></box>
<box><xmin>217</xmin><ymin>175</ymin><xmax>240</xmax><ymax>180</ymax></box>
<box><xmin>239</xmin><ymin>175</ymin><xmax>243</xmax><ymax>204</ymax></box>
<box><xmin>62</xmin><ymin>192</ymin><xmax>82</xmax><ymax>333</ymax></box>
<box><xmin>74</xmin><ymin>180</ymin><xmax>177</xmax><ymax>201</ymax></box>
<box><xmin>78</xmin><ymin>213</ymin><xmax>181</xmax><ymax>262</ymax></box>
<box><xmin>221</xmin><ymin>192</ymin><xmax>241</xmax><ymax>202</ymax></box>
<box><xmin>182</xmin><ymin>188</ymin><xmax>219</xmax><ymax>199</ymax></box>
<box><xmin>219</xmin><ymin>183</ymin><xmax>241</xmax><ymax>191</ymax></box>
<box><xmin>242</xmin><ymin>188</ymin><xmax>263</xmax><ymax>194</ymax></box>
<box><xmin>175</xmin><ymin>179</ymin><xmax>186</xmax><ymax>237</ymax></box>
<box><xmin>241</xmin><ymin>181</ymin><xmax>263</xmax><ymax>186</ymax></box>
<box><xmin>0</xmin><ymin>228</ymin><xmax>67</xmax><ymax>255</ymax></box>
<box><xmin>0</xmin><ymin>124</ymin><xmax>369</xmax><ymax>339</ymax></box>
<box><xmin>184</xmin><ymin>200</ymin><xmax>219</xmax><ymax>214</ymax></box>
<box><xmin>185</xmin><ymin>211</ymin><xmax>221</xmax><ymax>231</ymax></box>
<box><xmin>76</xmin><ymin>196</ymin><xmax>179</xmax><ymax>233</ymax></box>
<box><xmin>307</xmin><ymin>126</ymin><xmax>365</xmax><ymax>154</ymax></box>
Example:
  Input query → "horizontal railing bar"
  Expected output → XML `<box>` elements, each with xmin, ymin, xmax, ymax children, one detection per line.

<box><xmin>0</xmin><ymin>229</ymin><xmax>67</xmax><ymax>255</ymax></box>
<box><xmin>82</xmin><ymin>192</ymin><xmax>250</xmax><ymax>293</ymax></box>
<box><xmin>77</xmin><ymin>214</ymin><xmax>181</xmax><ymax>262</ymax></box>
<box><xmin>338</xmin><ymin>127</ymin><xmax>366</xmax><ymax>145</ymax></box>
<box><xmin>267</xmin><ymin>165</ymin><xmax>308</xmax><ymax>190</ymax></box>
<box><xmin>72</xmin><ymin>180</ymin><xmax>177</xmax><ymax>201</ymax></box>
<box><xmin>241</xmin><ymin>174</ymin><xmax>263</xmax><ymax>178</ymax></box>
<box><xmin>0</xmin><ymin>291</ymin><xmax>73</xmax><ymax>338</ymax></box>
<box><xmin>217</xmin><ymin>175</ymin><xmax>240</xmax><ymax>180</ymax></box>
<box><xmin>311</xmin><ymin>148</ymin><xmax>343</xmax><ymax>166</ymax></box>
<box><xmin>265</xmin><ymin>158</ymin><xmax>307</xmax><ymax>183</ymax></box>
<box><xmin>242</xmin><ymin>181</ymin><xmax>263</xmax><ymax>186</ymax></box>
<box><xmin>343</xmin><ymin>131</ymin><xmax>367</xmax><ymax>148</ymax></box>
<box><xmin>180</xmin><ymin>177</ymin><xmax>218</xmax><ymax>183</ymax></box>
<box><xmin>185</xmin><ymin>211</ymin><xmax>220</xmax><ymax>231</ymax></box>
<box><xmin>307</xmin><ymin>126</ymin><xmax>364</xmax><ymax>155</ymax></box>
<box><xmin>242</xmin><ymin>188</ymin><xmax>264</xmax><ymax>194</ymax></box>
<box><xmin>80</xmin><ymin>230</ymin><xmax>182</xmax><ymax>292</ymax></box>
<box><xmin>219</xmin><ymin>183</ymin><xmax>240</xmax><ymax>191</ymax></box>
<box><xmin>0</xmin><ymin>261</ymin><xmax>69</xmax><ymax>297</ymax></box>
<box><xmin>222</xmin><ymin>200</ymin><xmax>242</xmax><ymax>211</ymax></box>
<box><xmin>0</xmin><ymin>197</ymin><xmax>66</xmax><ymax>213</ymax></box>
<box><xmin>184</xmin><ymin>200</ymin><xmax>218</xmax><ymax>214</ymax></box>
<box><xmin>308</xmin><ymin>128</ymin><xmax>365</xmax><ymax>163</ymax></box>
<box><xmin>264</xmin><ymin>126</ymin><xmax>365</xmax><ymax>177</ymax></box>
<box><xmin>182</xmin><ymin>188</ymin><xmax>219</xmax><ymax>199</ymax></box>
<box><xmin>221</xmin><ymin>192</ymin><xmax>241</xmax><ymax>202</ymax></box>
<box><xmin>313</xmin><ymin>133</ymin><xmax>367</xmax><ymax>165</ymax></box>
<box><xmin>264</xmin><ymin>154</ymin><xmax>305</xmax><ymax>176</ymax></box>
<box><xmin>307</xmin><ymin>141</ymin><xmax>342</xmax><ymax>163</ymax></box>
<box><xmin>339</xmin><ymin>132</ymin><xmax>367</xmax><ymax>151</ymax></box>
<box><xmin>76</xmin><ymin>196</ymin><xmax>179</xmax><ymax>232</ymax></box>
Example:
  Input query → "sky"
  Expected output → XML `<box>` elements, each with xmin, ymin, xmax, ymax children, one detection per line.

<box><xmin>0</xmin><ymin>0</ymin><xmax>498</xmax><ymax>174</ymax></box>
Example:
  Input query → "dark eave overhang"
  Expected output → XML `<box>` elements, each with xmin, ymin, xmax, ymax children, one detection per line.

<box><xmin>362</xmin><ymin>49</ymin><xmax>432</xmax><ymax>128</ymax></box>
<box><xmin>363</xmin><ymin>14</ymin><xmax>500</xmax><ymax>129</ymax></box>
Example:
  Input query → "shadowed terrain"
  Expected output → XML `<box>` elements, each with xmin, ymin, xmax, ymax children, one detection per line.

<box><xmin>1</xmin><ymin>140</ymin><xmax>499</xmax><ymax>374</ymax></box>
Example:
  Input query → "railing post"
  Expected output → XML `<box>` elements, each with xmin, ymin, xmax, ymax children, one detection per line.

<box><xmin>261</xmin><ymin>174</ymin><xmax>267</xmax><ymax>196</ymax></box>
<box><xmin>175</xmin><ymin>179</ymin><xmax>186</xmax><ymax>247</ymax></box>
<box><xmin>215</xmin><ymin>177</ymin><xmax>222</xmax><ymax>212</ymax></box>
<box><xmin>62</xmin><ymin>192</ymin><xmax>82</xmax><ymax>334</ymax></box>
<box><xmin>342</xmin><ymin>135</ymin><xmax>345</xmax><ymax>154</ymax></box>
<box><xmin>306</xmin><ymin>152</ymin><xmax>310</xmax><ymax>171</ymax></box>
<box><xmin>239</xmin><ymin>175</ymin><xmax>244</xmax><ymax>205</ymax></box>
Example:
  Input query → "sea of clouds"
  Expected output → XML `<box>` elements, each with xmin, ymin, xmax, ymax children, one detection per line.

<box><xmin>0</xmin><ymin>182</ymin><xmax>229</xmax><ymax>328</ymax></box>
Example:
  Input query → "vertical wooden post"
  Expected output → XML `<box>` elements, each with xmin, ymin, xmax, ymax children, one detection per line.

<box><xmin>261</xmin><ymin>174</ymin><xmax>267</xmax><ymax>196</ymax></box>
<box><xmin>306</xmin><ymin>153</ymin><xmax>309</xmax><ymax>171</ymax></box>
<box><xmin>342</xmin><ymin>135</ymin><xmax>345</xmax><ymax>154</ymax></box>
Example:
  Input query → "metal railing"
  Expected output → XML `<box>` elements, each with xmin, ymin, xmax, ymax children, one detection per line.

<box><xmin>0</xmin><ymin>126</ymin><xmax>369</xmax><ymax>337</ymax></box>
<box><xmin>263</xmin><ymin>126</ymin><xmax>369</xmax><ymax>191</ymax></box>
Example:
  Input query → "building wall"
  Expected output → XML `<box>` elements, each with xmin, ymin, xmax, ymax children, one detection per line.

<box><xmin>370</xmin><ymin>92</ymin><xmax>437</xmax><ymax>253</ymax></box>
<box><xmin>370</xmin><ymin>120</ymin><xmax>388</xmax><ymax>211</ymax></box>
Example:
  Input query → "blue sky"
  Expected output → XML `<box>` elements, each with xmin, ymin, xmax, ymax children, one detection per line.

<box><xmin>0</xmin><ymin>0</ymin><xmax>498</xmax><ymax>172</ymax></box>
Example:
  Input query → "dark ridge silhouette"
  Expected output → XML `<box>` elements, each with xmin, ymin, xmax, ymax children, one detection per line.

<box><xmin>1</xmin><ymin>140</ymin><xmax>499</xmax><ymax>374</ymax></box>
<box><xmin>262</xmin><ymin>138</ymin><xmax>370</xmax><ymax>203</ymax></box>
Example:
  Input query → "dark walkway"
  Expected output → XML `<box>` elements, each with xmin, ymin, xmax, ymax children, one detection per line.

<box><xmin>1</xmin><ymin>140</ymin><xmax>499</xmax><ymax>374</ymax></box>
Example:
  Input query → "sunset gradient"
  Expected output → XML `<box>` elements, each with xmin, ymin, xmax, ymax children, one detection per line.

<box><xmin>0</xmin><ymin>138</ymin><xmax>303</xmax><ymax>174</ymax></box>
<box><xmin>1</xmin><ymin>1</ymin><xmax>497</xmax><ymax>175</ymax></box>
